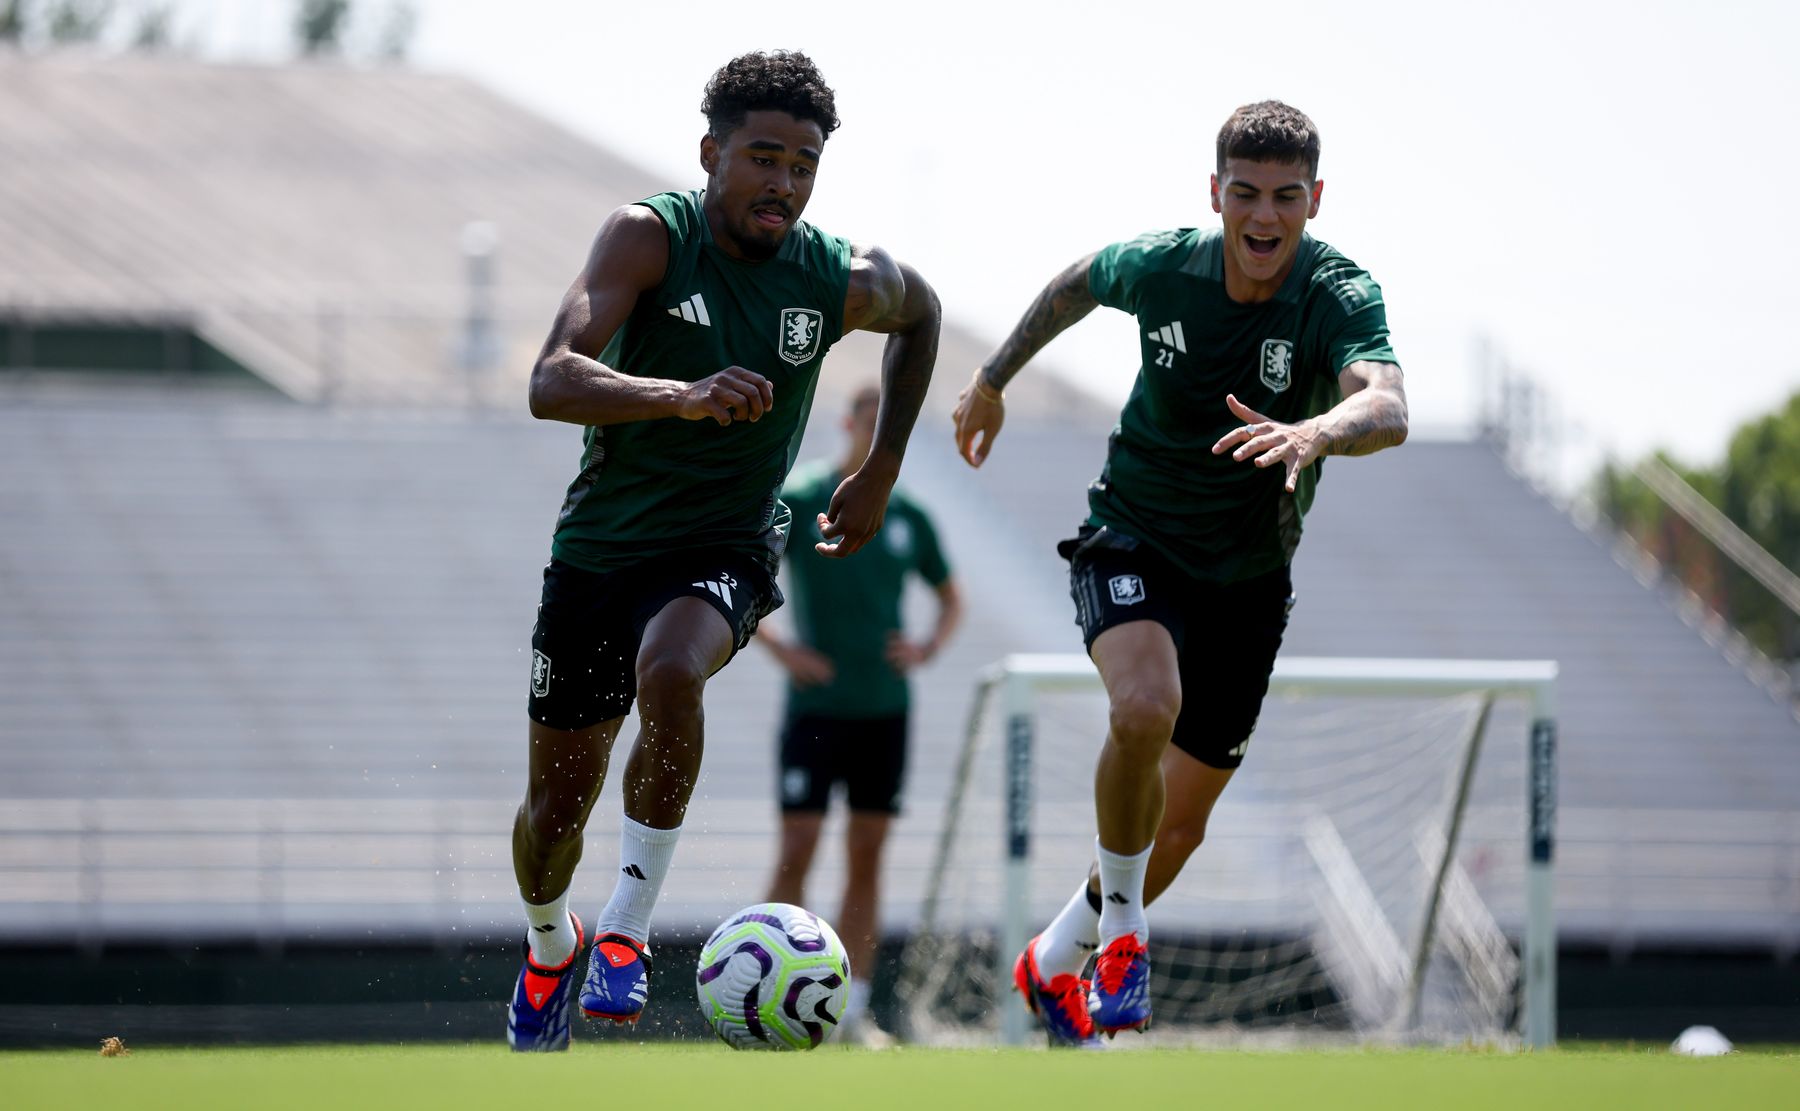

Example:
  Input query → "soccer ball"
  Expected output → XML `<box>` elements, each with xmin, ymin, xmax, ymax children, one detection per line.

<box><xmin>694</xmin><ymin>902</ymin><xmax>851</xmax><ymax>1050</ymax></box>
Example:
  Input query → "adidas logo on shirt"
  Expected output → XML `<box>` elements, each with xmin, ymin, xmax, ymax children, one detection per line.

<box><xmin>1145</xmin><ymin>321</ymin><xmax>1187</xmax><ymax>353</ymax></box>
<box><xmin>667</xmin><ymin>293</ymin><xmax>711</xmax><ymax>325</ymax></box>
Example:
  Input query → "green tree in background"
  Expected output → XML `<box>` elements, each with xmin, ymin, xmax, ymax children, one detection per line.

<box><xmin>0</xmin><ymin>0</ymin><xmax>25</xmax><ymax>43</ymax></box>
<box><xmin>45</xmin><ymin>0</ymin><xmax>109</xmax><ymax>43</ymax></box>
<box><xmin>1597</xmin><ymin>389</ymin><xmax>1800</xmax><ymax>661</ymax></box>
<box><xmin>131</xmin><ymin>2</ymin><xmax>173</xmax><ymax>49</ymax></box>
<box><xmin>295</xmin><ymin>0</ymin><xmax>350</xmax><ymax>56</ymax></box>
<box><xmin>1718</xmin><ymin>393</ymin><xmax>1800</xmax><ymax>657</ymax></box>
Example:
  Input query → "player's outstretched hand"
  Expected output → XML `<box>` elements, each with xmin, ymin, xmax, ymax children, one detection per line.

<box><xmin>676</xmin><ymin>366</ymin><xmax>774</xmax><ymax>425</ymax></box>
<box><xmin>952</xmin><ymin>372</ymin><xmax>1005</xmax><ymax>468</ymax></box>
<box><xmin>1211</xmin><ymin>393</ymin><xmax>1325</xmax><ymax>493</ymax></box>
<box><xmin>816</xmin><ymin>466</ymin><xmax>896</xmax><ymax>558</ymax></box>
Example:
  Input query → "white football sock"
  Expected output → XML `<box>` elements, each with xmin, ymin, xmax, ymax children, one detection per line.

<box><xmin>523</xmin><ymin>889</ymin><xmax>577</xmax><ymax>968</ymax></box>
<box><xmin>594</xmin><ymin>815</ymin><xmax>682</xmax><ymax>945</ymax></box>
<box><xmin>1032</xmin><ymin>880</ymin><xmax>1101</xmax><ymax>978</ymax></box>
<box><xmin>1096</xmin><ymin>838</ymin><xmax>1152</xmax><ymax>945</ymax></box>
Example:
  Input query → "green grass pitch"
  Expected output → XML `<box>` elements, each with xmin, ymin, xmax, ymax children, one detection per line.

<box><xmin>5</xmin><ymin>1043</ymin><xmax>1797</xmax><ymax>1110</ymax></box>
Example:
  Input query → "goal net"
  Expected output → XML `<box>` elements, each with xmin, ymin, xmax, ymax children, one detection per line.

<box><xmin>895</xmin><ymin>654</ymin><xmax>1557</xmax><ymax>1048</ymax></box>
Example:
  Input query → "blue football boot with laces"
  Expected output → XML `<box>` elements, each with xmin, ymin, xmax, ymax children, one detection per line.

<box><xmin>1088</xmin><ymin>932</ymin><xmax>1152</xmax><ymax>1036</ymax></box>
<box><xmin>1012</xmin><ymin>935</ymin><xmax>1101</xmax><ymax>1047</ymax></box>
<box><xmin>506</xmin><ymin>913</ymin><xmax>585</xmax><ymax>1052</ymax></box>
<box><xmin>580</xmin><ymin>932</ymin><xmax>652</xmax><ymax>1023</ymax></box>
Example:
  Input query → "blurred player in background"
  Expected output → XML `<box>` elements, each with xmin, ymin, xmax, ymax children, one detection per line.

<box><xmin>505</xmin><ymin>50</ymin><xmax>941</xmax><ymax>1052</ymax></box>
<box><xmin>757</xmin><ymin>383</ymin><xmax>963</xmax><ymax>1046</ymax></box>
<box><xmin>952</xmin><ymin>101</ymin><xmax>1408</xmax><ymax>1043</ymax></box>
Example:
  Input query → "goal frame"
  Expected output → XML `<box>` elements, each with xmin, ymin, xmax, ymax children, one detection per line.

<box><xmin>988</xmin><ymin>653</ymin><xmax>1559</xmax><ymax>1048</ymax></box>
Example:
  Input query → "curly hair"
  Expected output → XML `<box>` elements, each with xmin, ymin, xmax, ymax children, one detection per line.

<box><xmin>1216</xmin><ymin>100</ymin><xmax>1321</xmax><ymax>178</ymax></box>
<box><xmin>701</xmin><ymin>50</ymin><xmax>840</xmax><ymax>141</ymax></box>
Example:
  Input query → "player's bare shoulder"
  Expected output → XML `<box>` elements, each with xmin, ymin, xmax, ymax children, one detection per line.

<box><xmin>843</xmin><ymin>242</ymin><xmax>936</xmax><ymax>335</ymax></box>
<box><xmin>842</xmin><ymin>242</ymin><xmax>904</xmax><ymax>331</ymax></box>
<box><xmin>581</xmin><ymin>202</ymin><xmax>671</xmax><ymax>290</ymax></box>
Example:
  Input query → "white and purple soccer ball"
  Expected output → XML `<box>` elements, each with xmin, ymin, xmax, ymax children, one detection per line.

<box><xmin>694</xmin><ymin>902</ymin><xmax>851</xmax><ymax>1050</ymax></box>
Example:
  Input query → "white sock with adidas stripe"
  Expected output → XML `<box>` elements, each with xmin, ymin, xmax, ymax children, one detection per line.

<box><xmin>595</xmin><ymin>815</ymin><xmax>682</xmax><ymax>945</ymax></box>
<box><xmin>1096</xmin><ymin>838</ymin><xmax>1152</xmax><ymax>946</ymax></box>
<box><xmin>523</xmin><ymin>888</ymin><xmax>577</xmax><ymax>968</ymax></box>
<box><xmin>1032</xmin><ymin>880</ymin><xmax>1101</xmax><ymax>978</ymax></box>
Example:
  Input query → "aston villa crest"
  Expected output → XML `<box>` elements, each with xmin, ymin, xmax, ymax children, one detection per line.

<box><xmin>779</xmin><ymin>307</ymin><xmax>823</xmax><ymax>366</ymax></box>
<box><xmin>1260</xmin><ymin>338</ymin><xmax>1294</xmax><ymax>392</ymax></box>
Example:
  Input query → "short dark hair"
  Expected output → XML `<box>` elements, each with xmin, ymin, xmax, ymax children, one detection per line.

<box><xmin>701</xmin><ymin>51</ymin><xmax>840</xmax><ymax>142</ymax></box>
<box><xmin>1216</xmin><ymin>100</ymin><xmax>1320</xmax><ymax>178</ymax></box>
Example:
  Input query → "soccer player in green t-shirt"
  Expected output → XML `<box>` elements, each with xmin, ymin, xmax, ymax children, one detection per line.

<box><xmin>756</xmin><ymin>384</ymin><xmax>963</xmax><ymax>1045</ymax></box>
<box><xmin>952</xmin><ymin>101</ymin><xmax>1408</xmax><ymax>1042</ymax></box>
<box><xmin>504</xmin><ymin>52</ymin><xmax>942</xmax><ymax>1052</ymax></box>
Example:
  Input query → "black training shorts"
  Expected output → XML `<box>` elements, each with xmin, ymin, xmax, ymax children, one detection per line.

<box><xmin>528</xmin><ymin>551</ymin><xmax>780</xmax><ymax>730</ymax></box>
<box><xmin>777</xmin><ymin>712</ymin><xmax>909</xmax><ymax>815</ymax></box>
<box><xmin>1061</xmin><ymin>525</ymin><xmax>1294</xmax><ymax>770</ymax></box>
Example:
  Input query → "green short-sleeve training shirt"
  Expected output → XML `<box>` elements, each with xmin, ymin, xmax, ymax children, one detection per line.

<box><xmin>1086</xmin><ymin>228</ymin><xmax>1399</xmax><ymax>582</ymax></box>
<box><xmin>778</xmin><ymin>460</ymin><xmax>951</xmax><ymax>719</ymax></box>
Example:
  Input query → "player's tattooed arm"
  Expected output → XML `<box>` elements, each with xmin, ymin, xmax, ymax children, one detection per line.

<box><xmin>816</xmin><ymin>244</ymin><xmax>941</xmax><ymax>558</ymax></box>
<box><xmin>1212</xmin><ymin>362</ymin><xmax>1408</xmax><ymax>492</ymax></box>
<box><xmin>953</xmin><ymin>253</ymin><xmax>1099</xmax><ymax>467</ymax></box>
<box><xmin>1317</xmin><ymin>361</ymin><xmax>1410</xmax><ymax>456</ymax></box>
<box><xmin>976</xmin><ymin>252</ymin><xmax>1100</xmax><ymax>394</ymax></box>
<box><xmin>529</xmin><ymin>205</ymin><xmax>774</xmax><ymax>427</ymax></box>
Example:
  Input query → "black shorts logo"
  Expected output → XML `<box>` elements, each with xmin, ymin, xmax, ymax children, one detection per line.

<box><xmin>1109</xmin><ymin>574</ymin><xmax>1146</xmax><ymax>605</ymax></box>
<box><xmin>531</xmin><ymin>649</ymin><xmax>552</xmax><ymax>698</ymax></box>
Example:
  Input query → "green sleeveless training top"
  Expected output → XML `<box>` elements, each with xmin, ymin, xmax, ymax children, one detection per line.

<box><xmin>1086</xmin><ymin>228</ymin><xmax>1399</xmax><ymax>583</ymax></box>
<box><xmin>550</xmin><ymin>190</ymin><xmax>855</xmax><ymax>575</ymax></box>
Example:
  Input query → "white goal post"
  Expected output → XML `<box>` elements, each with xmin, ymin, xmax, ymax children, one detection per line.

<box><xmin>920</xmin><ymin>654</ymin><xmax>1558</xmax><ymax>1049</ymax></box>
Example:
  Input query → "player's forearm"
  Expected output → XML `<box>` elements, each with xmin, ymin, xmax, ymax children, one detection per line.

<box><xmin>527</xmin><ymin>352</ymin><xmax>685</xmax><ymax>426</ymax></box>
<box><xmin>926</xmin><ymin>584</ymin><xmax>964</xmax><ymax>657</ymax></box>
<box><xmin>1315</xmin><ymin>374</ymin><xmax>1409</xmax><ymax>457</ymax></box>
<box><xmin>977</xmin><ymin>255</ymin><xmax>1099</xmax><ymax>393</ymax></box>
<box><xmin>865</xmin><ymin>294</ymin><xmax>941</xmax><ymax>470</ymax></box>
<box><xmin>753</xmin><ymin>623</ymin><xmax>792</xmax><ymax>654</ymax></box>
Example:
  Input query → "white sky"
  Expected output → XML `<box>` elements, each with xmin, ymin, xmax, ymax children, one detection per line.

<box><xmin>161</xmin><ymin>1</ymin><xmax>1800</xmax><ymax>478</ymax></box>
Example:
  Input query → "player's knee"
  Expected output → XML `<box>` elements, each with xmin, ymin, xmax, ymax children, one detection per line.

<box><xmin>1157</xmin><ymin>815</ymin><xmax>1208</xmax><ymax>860</ymax></box>
<box><xmin>1108</xmin><ymin>688</ymin><xmax>1180</xmax><ymax>754</ymax></box>
<box><xmin>635</xmin><ymin>650</ymin><xmax>707</xmax><ymax>713</ymax></box>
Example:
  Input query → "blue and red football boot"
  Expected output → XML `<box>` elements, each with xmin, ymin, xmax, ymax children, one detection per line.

<box><xmin>506</xmin><ymin>913</ymin><xmax>585</xmax><ymax>1052</ymax></box>
<box><xmin>1012</xmin><ymin>935</ymin><xmax>1100</xmax><ymax>1047</ymax></box>
<box><xmin>580</xmin><ymin>932</ymin><xmax>652</xmax><ymax>1023</ymax></box>
<box><xmin>1088</xmin><ymin>932</ymin><xmax>1152</xmax><ymax>1036</ymax></box>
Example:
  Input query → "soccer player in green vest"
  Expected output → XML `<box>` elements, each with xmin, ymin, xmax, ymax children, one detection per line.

<box><xmin>952</xmin><ymin>101</ymin><xmax>1408</xmax><ymax>1042</ymax></box>
<box><xmin>757</xmin><ymin>383</ymin><xmax>963</xmax><ymax>1045</ymax></box>
<box><xmin>505</xmin><ymin>51</ymin><xmax>941</xmax><ymax>1051</ymax></box>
